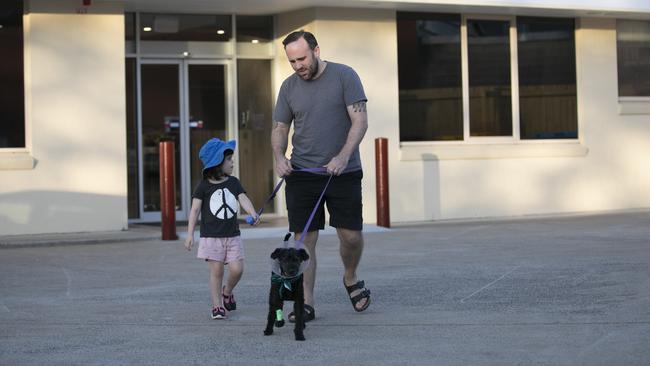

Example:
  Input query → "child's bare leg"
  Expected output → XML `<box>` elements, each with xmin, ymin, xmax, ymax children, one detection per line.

<box><xmin>209</xmin><ymin>260</ymin><xmax>225</xmax><ymax>308</ymax></box>
<box><xmin>223</xmin><ymin>260</ymin><xmax>243</xmax><ymax>295</ymax></box>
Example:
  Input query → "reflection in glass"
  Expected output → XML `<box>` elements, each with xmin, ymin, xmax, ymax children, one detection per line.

<box><xmin>140</xmin><ymin>13</ymin><xmax>232</xmax><ymax>42</ymax></box>
<box><xmin>237</xmin><ymin>60</ymin><xmax>275</xmax><ymax>213</ymax></box>
<box><xmin>468</xmin><ymin>19</ymin><xmax>512</xmax><ymax>137</ymax></box>
<box><xmin>397</xmin><ymin>12</ymin><xmax>463</xmax><ymax>141</ymax></box>
<box><xmin>187</xmin><ymin>65</ymin><xmax>227</xmax><ymax>195</ymax></box>
<box><xmin>518</xmin><ymin>17</ymin><xmax>577</xmax><ymax>139</ymax></box>
<box><xmin>140</xmin><ymin>64</ymin><xmax>181</xmax><ymax>212</ymax></box>
<box><xmin>617</xmin><ymin>20</ymin><xmax>650</xmax><ymax>96</ymax></box>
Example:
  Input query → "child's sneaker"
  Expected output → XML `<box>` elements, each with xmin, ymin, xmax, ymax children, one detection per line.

<box><xmin>211</xmin><ymin>306</ymin><xmax>226</xmax><ymax>319</ymax></box>
<box><xmin>222</xmin><ymin>286</ymin><xmax>237</xmax><ymax>311</ymax></box>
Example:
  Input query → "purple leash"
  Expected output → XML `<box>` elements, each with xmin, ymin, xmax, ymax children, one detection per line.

<box><xmin>247</xmin><ymin>167</ymin><xmax>333</xmax><ymax>247</ymax></box>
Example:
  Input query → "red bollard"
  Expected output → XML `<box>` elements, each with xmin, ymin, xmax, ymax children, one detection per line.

<box><xmin>159</xmin><ymin>140</ymin><xmax>178</xmax><ymax>240</ymax></box>
<box><xmin>375</xmin><ymin>138</ymin><xmax>390</xmax><ymax>228</ymax></box>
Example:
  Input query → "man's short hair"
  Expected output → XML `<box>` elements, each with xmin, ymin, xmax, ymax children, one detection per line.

<box><xmin>282</xmin><ymin>30</ymin><xmax>318</xmax><ymax>50</ymax></box>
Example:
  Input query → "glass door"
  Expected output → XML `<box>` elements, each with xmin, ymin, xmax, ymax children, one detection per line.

<box><xmin>139</xmin><ymin>61</ymin><xmax>183</xmax><ymax>221</ymax></box>
<box><xmin>236</xmin><ymin>59</ymin><xmax>276</xmax><ymax>213</ymax></box>
<box><xmin>185</xmin><ymin>61</ymin><xmax>229</xmax><ymax>207</ymax></box>
<box><xmin>138</xmin><ymin>59</ymin><xmax>230</xmax><ymax>222</ymax></box>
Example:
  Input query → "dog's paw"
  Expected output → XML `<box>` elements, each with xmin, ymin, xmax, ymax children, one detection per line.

<box><xmin>263</xmin><ymin>329</ymin><xmax>273</xmax><ymax>336</ymax></box>
<box><xmin>275</xmin><ymin>319</ymin><xmax>285</xmax><ymax>328</ymax></box>
<box><xmin>294</xmin><ymin>332</ymin><xmax>306</xmax><ymax>341</ymax></box>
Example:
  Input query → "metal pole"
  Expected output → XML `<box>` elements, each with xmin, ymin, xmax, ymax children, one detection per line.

<box><xmin>375</xmin><ymin>138</ymin><xmax>390</xmax><ymax>228</ymax></box>
<box><xmin>159</xmin><ymin>140</ymin><xmax>178</xmax><ymax>240</ymax></box>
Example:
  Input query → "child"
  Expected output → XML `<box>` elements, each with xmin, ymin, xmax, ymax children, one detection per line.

<box><xmin>184</xmin><ymin>138</ymin><xmax>260</xmax><ymax>319</ymax></box>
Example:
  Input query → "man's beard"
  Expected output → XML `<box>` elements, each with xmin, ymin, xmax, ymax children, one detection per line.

<box><xmin>306</xmin><ymin>58</ymin><xmax>319</xmax><ymax>80</ymax></box>
<box><xmin>298</xmin><ymin>56</ymin><xmax>319</xmax><ymax>80</ymax></box>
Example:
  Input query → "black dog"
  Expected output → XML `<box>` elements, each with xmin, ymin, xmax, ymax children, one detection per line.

<box><xmin>263</xmin><ymin>243</ymin><xmax>310</xmax><ymax>341</ymax></box>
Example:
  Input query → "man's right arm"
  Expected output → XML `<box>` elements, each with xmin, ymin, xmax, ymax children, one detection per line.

<box><xmin>271</xmin><ymin>121</ymin><xmax>293</xmax><ymax>177</ymax></box>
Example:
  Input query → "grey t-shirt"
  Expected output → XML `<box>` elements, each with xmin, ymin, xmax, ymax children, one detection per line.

<box><xmin>273</xmin><ymin>62</ymin><xmax>367</xmax><ymax>172</ymax></box>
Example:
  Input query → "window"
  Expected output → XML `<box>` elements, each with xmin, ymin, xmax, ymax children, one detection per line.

<box><xmin>139</xmin><ymin>13</ymin><xmax>232</xmax><ymax>42</ymax></box>
<box><xmin>397</xmin><ymin>12</ymin><xmax>578</xmax><ymax>143</ymax></box>
<box><xmin>517</xmin><ymin>17</ymin><xmax>577</xmax><ymax>139</ymax></box>
<box><xmin>0</xmin><ymin>0</ymin><xmax>24</xmax><ymax>148</ymax></box>
<box><xmin>125</xmin><ymin>58</ymin><xmax>139</xmax><ymax>219</ymax></box>
<box><xmin>125</xmin><ymin>12</ymin><xmax>136</xmax><ymax>54</ymax></box>
<box><xmin>617</xmin><ymin>20</ymin><xmax>650</xmax><ymax>97</ymax></box>
<box><xmin>236</xmin><ymin>15</ymin><xmax>273</xmax><ymax>43</ymax></box>
<box><xmin>467</xmin><ymin>19</ymin><xmax>512</xmax><ymax>137</ymax></box>
<box><xmin>397</xmin><ymin>13</ymin><xmax>462</xmax><ymax>141</ymax></box>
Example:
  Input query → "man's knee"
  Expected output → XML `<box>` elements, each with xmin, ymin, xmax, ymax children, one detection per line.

<box><xmin>338</xmin><ymin>229</ymin><xmax>363</xmax><ymax>247</ymax></box>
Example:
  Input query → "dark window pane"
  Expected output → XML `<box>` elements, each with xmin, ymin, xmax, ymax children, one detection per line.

<box><xmin>617</xmin><ymin>20</ymin><xmax>650</xmax><ymax>96</ymax></box>
<box><xmin>0</xmin><ymin>0</ymin><xmax>25</xmax><ymax>148</ymax></box>
<box><xmin>125</xmin><ymin>12</ymin><xmax>135</xmax><ymax>53</ymax></box>
<box><xmin>468</xmin><ymin>19</ymin><xmax>512</xmax><ymax>137</ymax></box>
<box><xmin>518</xmin><ymin>17</ymin><xmax>577</xmax><ymax>139</ymax></box>
<box><xmin>397</xmin><ymin>12</ymin><xmax>463</xmax><ymax>142</ymax></box>
<box><xmin>187</xmin><ymin>64</ymin><xmax>227</xmax><ymax>197</ymax></box>
<box><xmin>140</xmin><ymin>13</ymin><xmax>231</xmax><ymax>42</ymax></box>
<box><xmin>140</xmin><ymin>64</ymin><xmax>181</xmax><ymax>212</ymax></box>
<box><xmin>236</xmin><ymin>15</ymin><xmax>273</xmax><ymax>43</ymax></box>
<box><xmin>125</xmin><ymin>58</ymin><xmax>139</xmax><ymax>219</ymax></box>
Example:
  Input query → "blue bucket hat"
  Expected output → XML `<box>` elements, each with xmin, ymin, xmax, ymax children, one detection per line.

<box><xmin>199</xmin><ymin>138</ymin><xmax>236</xmax><ymax>172</ymax></box>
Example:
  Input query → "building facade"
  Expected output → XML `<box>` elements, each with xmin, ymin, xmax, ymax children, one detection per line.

<box><xmin>1</xmin><ymin>0</ymin><xmax>649</xmax><ymax>235</ymax></box>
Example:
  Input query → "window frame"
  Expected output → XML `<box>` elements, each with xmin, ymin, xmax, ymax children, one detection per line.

<box><xmin>461</xmin><ymin>14</ymin><xmax>520</xmax><ymax>144</ymax></box>
<box><xmin>616</xmin><ymin>19</ymin><xmax>650</xmax><ymax>115</ymax></box>
<box><xmin>398</xmin><ymin>13</ymin><xmax>585</xmax><ymax>160</ymax></box>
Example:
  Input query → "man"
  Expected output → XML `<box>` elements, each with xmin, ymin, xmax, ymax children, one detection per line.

<box><xmin>272</xmin><ymin>30</ymin><xmax>371</xmax><ymax>323</ymax></box>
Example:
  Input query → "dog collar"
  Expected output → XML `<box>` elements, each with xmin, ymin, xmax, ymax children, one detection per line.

<box><xmin>271</xmin><ymin>273</ymin><xmax>301</xmax><ymax>297</ymax></box>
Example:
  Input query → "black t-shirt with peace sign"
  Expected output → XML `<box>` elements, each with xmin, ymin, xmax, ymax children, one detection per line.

<box><xmin>192</xmin><ymin>176</ymin><xmax>246</xmax><ymax>238</ymax></box>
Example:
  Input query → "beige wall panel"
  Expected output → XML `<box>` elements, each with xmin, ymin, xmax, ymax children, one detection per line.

<box><xmin>272</xmin><ymin>9</ymin><xmax>317</xmax><ymax>217</ymax></box>
<box><xmin>312</xmin><ymin>8</ymin><xmax>401</xmax><ymax>225</ymax></box>
<box><xmin>0</xmin><ymin>10</ymin><xmax>127</xmax><ymax>235</ymax></box>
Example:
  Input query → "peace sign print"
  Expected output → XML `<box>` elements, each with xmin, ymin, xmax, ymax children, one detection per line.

<box><xmin>209</xmin><ymin>188</ymin><xmax>239</xmax><ymax>220</ymax></box>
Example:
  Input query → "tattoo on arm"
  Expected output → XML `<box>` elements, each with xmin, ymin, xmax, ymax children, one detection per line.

<box><xmin>352</xmin><ymin>101</ymin><xmax>366</xmax><ymax>113</ymax></box>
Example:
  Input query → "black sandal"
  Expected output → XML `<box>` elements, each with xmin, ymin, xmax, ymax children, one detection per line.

<box><xmin>288</xmin><ymin>304</ymin><xmax>315</xmax><ymax>323</ymax></box>
<box><xmin>344</xmin><ymin>279</ymin><xmax>371</xmax><ymax>312</ymax></box>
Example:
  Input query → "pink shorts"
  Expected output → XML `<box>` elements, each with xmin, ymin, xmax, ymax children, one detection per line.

<box><xmin>197</xmin><ymin>236</ymin><xmax>244</xmax><ymax>264</ymax></box>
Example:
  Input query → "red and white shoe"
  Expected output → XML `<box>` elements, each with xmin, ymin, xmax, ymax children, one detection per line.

<box><xmin>211</xmin><ymin>306</ymin><xmax>226</xmax><ymax>319</ymax></box>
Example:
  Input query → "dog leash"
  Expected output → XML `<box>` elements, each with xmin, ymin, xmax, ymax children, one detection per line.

<box><xmin>296</xmin><ymin>172</ymin><xmax>333</xmax><ymax>245</ymax></box>
<box><xmin>249</xmin><ymin>167</ymin><xmax>334</xmax><ymax>247</ymax></box>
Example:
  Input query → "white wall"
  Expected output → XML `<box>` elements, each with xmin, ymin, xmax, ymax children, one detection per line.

<box><xmin>275</xmin><ymin>9</ymin><xmax>650</xmax><ymax>225</ymax></box>
<box><xmin>0</xmin><ymin>2</ymin><xmax>128</xmax><ymax>235</ymax></box>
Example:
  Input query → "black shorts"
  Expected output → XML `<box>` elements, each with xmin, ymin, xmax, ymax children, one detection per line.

<box><xmin>285</xmin><ymin>170</ymin><xmax>363</xmax><ymax>232</ymax></box>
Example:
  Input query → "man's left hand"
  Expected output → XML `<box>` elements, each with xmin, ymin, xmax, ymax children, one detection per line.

<box><xmin>325</xmin><ymin>156</ymin><xmax>348</xmax><ymax>176</ymax></box>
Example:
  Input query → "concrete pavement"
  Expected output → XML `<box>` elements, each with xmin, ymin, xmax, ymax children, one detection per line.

<box><xmin>1</xmin><ymin>210</ymin><xmax>650</xmax><ymax>365</ymax></box>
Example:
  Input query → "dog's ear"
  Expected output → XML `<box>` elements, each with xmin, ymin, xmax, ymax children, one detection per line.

<box><xmin>271</xmin><ymin>248</ymin><xmax>283</xmax><ymax>259</ymax></box>
<box><xmin>298</xmin><ymin>248</ymin><xmax>310</xmax><ymax>261</ymax></box>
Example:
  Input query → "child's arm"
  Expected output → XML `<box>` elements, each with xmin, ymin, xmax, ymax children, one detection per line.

<box><xmin>184</xmin><ymin>198</ymin><xmax>202</xmax><ymax>250</ymax></box>
<box><xmin>238</xmin><ymin>193</ymin><xmax>260</xmax><ymax>225</ymax></box>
